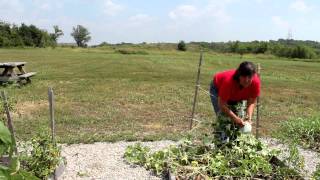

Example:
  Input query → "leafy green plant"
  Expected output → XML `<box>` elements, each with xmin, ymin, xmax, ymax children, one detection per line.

<box><xmin>124</xmin><ymin>134</ymin><xmax>300</xmax><ymax>179</ymax></box>
<box><xmin>0</xmin><ymin>121</ymin><xmax>12</xmax><ymax>156</ymax></box>
<box><xmin>124</xmin><ymin>143</ymin><xmax>150</xmax><ymax>165</ymax></box>
<box><xmin>0</xmin><ymin>121</ymin><xmax>39</xmax><ymax>179</ymax></box>
<box><xmin>20</xmin><ymin>130</ymin><xmax>62</xmax><ymax>179</ymax></box>
<box><xmin>276</xmin><ymin>115</ymin><xmax>320</xmax><ymax>152</ymax></box>
<box><xmin>0</xmin><ymin>96</ymin><xmax>16</xmax><ymax>122</ymax></box>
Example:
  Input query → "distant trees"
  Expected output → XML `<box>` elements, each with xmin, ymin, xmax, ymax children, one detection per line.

<box><xmin>177</xmin><ymin>40</ymin><xmax>187</xmax><ymax>51</ymax></box>
<box><xmin>0</xmin><ymin>21</ymin><xmax>63</xmax><ymax>47</ymax></box>
<box><xmin>71</xmin><ymin>25</ymin><xmax>91</xmax><ymax>47</ymax></box>
<box><xmin>0</xmin><ymin>21</ymin><xmax>93</xmax><ymax>48</ymax></box>
<box><xmin>271</xmin><ymin>45</ymin><xmax>316</xmax><ymax>59</ymax></box>
<box><xmin>191</xmin><ymin>40</ymin><xmax>318</xmax><ymax>59</ymax></box>
<box><xmin>0</xmin><ymin>20</ymin><xmax>318</xmax><ymax>59</ymax></box>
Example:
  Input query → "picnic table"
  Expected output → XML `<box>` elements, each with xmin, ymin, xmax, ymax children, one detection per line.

<box><xmin>0</xmin><ymin>62</ymin><xmax>36</xmax><ymax>85</ymax></box>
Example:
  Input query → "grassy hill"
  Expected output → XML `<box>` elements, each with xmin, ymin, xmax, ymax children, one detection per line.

<box><xmin>0</xmin><ymin>47</ymin><xmax>319</xmax><ymax>143</ymax></box>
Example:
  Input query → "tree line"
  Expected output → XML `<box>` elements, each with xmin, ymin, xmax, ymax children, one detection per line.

<box><xmin>1</xmin><ymin>21</ymin><xmax>320</xmax><ymax>59</ymax></box>
<box><xmin>0</xmin><ymin>21</ymin><xmax>91</xmax><ymax>48</ymax></box>
<box><xmin>0</xmin><ymin>21</ymin><xmax>63</xmax><ymax>47</ymax></box>
<box><xmin>190</xmin><ymin>39</ymin><xmax>319</xmax><ymax>59</ymax></box>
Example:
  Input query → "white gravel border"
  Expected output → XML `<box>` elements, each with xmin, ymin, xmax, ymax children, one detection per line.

<box><xmin>59</xmin><ymin>138</ymin><xmax>319</xmax><ymax>179</ymax></box>
<box><xmin>259</xmin><ymin>137</ymin><xmax>320</xmax><ymax>178</ymax></box>
<box><xmin>60</xmin><ymin>141</ymin><xmax>176</xmax><ymax>180</ymax></box>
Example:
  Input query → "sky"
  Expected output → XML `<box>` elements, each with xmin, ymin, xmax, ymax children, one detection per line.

<box><xmin>0</xmin><ymin>0</ymin><xmax>319</xmax><ymax>45</ymax></box>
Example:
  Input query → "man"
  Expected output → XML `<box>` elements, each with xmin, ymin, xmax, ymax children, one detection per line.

<box><xmin>210</xmin><ymin>61</ymin><xmax>260</xmax><ymax>143</ymax></box>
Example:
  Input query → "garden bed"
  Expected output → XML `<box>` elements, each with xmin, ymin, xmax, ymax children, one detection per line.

<box><xmin>124</xmin><ymin>134</ymin><xmax>306</xmax><ymax>179</ymax></box>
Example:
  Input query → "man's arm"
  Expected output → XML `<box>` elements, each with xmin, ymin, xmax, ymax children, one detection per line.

<box><xmin>246</xmin><ymin>97</ymin><xmax>257</xmax><ymax>123</ymax></box>
<box><xmin>218</xmin><ymin>97</ymin><xmax>245</xmax><ymax>127</ymax></box>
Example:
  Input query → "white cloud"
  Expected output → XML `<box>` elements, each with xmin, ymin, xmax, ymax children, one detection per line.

<box><xmin>0</xmin><ymin>0</ymin><xmax>24</xmax><ymax>14</ymax></box>
<box><xmin>169</xmin><ymin>5</ymin><xmax>200</xmax><ymax>20</ymax></box>
<box><xmin>168</xmin><ymin>1</ymin><xmax>232</xmax><ymax>23</ymax></box>
<box><xmin>290</xmin><ymin>0</ymin><xmax>312</xmax><ymax>13</ymax></box>
<box><xmin>272</xmin><ymin>16</ymin><xmax>290</xmax><ymax>29</ymax></box>
<box><xmin>103</xmin><ymin>0</ymin><xmax>124</xmax><ymax>16</ymax></box>
<box><xmin>30</xmin><ymin>0</ymin><xmax>63</xmax><ymax>11</ymax></box>
<box><xmin>0</xmin><ymin>0</ymin><xmax>25</xmax><ymax>23</ymax></box>
<box><xmin>129</xmin><ymin>14</ymin><xmax>153</xmax><ymax>23</ymax></box>
<box><xmin>205</xmin><ymin>0</ymin><xmax>232</xmax><ymax>23</ymax></box>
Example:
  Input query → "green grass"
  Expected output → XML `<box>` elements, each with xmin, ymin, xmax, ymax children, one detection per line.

<box><xmin>0</xmin><ymin>47</ymin><xmax>319</xmax><ymax>143</ymax></box>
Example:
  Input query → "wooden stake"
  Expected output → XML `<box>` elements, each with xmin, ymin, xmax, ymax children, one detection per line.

<box><xmin>1</xmin><ymin>91</ymin><xmax>18</xmax><ymax>154</ymax></box>
<box><xmin>256</xmin><ymin>64</ymin><xmax>261</xmax><ymax>138</ymax></box>
<box><xmin>48</xmin><ymin>87</ymin><xmax>55</xmax><ymax>144</ymax></box>
<box><xmin>48</xmin><ymin>87</ymin><xmax>57</xmax><ymax>180</ymax></box>
<box><xmin>190</xmin><ymin>52</ymin><xmax>203</xmax><ymax>130</ymax></box>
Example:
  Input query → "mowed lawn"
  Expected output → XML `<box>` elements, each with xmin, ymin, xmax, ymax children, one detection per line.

<box><xmin>0</xmin><ymin>47</ymin><xmax>319</xmax><ymax>143</ymax></box>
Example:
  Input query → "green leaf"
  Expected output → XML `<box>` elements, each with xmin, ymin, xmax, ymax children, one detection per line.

<box><xmin>0</xmin><ymin>121</ymin><xmax>12</xmax><ymax>145</ymax></box>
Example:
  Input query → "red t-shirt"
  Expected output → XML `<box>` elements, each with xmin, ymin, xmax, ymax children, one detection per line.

<box><xmin>213</xmin><ymin>69</ymin><xmax>260</xmax><ymax>102</ymax></box>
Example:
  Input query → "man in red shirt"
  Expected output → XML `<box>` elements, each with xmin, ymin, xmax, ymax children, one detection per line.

<box><xmin>210</xmin><ymin>61</ymin><xmax>260</xmax><ymax>142</ymax></box>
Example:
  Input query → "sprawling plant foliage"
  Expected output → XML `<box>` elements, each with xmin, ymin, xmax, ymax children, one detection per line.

<box><xmin>125</xmin><ymin>134</ymin><xmax>301</xmax><ymax>179</ymax></box>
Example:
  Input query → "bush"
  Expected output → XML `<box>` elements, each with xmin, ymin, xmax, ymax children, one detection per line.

<box><xmin>115</xmin><ymin>49</ymin><xmax>148</xmax><ymax>55</ymax></box>
<box><xmin>177</xmin><ymin>40</ymin><xmax>187</xmax><ymax>51</ymax></box>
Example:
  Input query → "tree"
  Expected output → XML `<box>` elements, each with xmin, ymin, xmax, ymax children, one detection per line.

<box><xmin>10</xmin><ymin>25</ymin><xmax>24</xmax><ymax>47</ymax></box>
<box><xmin>71</xmin><ymin>25</ymin><xmax>91</xmax><ymax>47</ymax></box>
<box><xmin>18</xmin><ymin>24</ymin><xmax>34</xmax><ymax>46</ymax></box>
<box><xmin>177</xmin><ymin>40</ymin><xmax>187</xmax><ymax>51</ymax></box>
<box><xmin>0</xmin><ymin>21</ymin><xmax>12</xmax><ymax>47</ymax></box>
<box><xmin>50</xmin><ymin>25</ymin><xmax>63</xmax><ymax>46</ymax></box>
<box><xmin>230</xmin><ymin>41</ymin><xmax>240</xmax><ymax>53</ymax></box>
<box><xmin>237</xmin><ymin>44</ymin><xmax>247</xmax><ymax>58</ymax></box>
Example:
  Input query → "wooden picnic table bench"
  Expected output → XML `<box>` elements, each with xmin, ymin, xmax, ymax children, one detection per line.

<box><xmin>0</xmin><ymin>62</ymin><xmax>36</xmax><ymax>85</ymax></box>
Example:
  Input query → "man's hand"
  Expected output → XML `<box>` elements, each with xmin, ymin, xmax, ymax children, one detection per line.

<box><xmin>234</xmin><ymin>117</ymin><xmax>245</xmax><ymax>127</ymax></box>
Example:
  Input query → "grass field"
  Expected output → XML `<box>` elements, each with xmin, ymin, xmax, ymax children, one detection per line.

<box><xmin>0</xmin><ymin>46</ymin><xmax>319</xmax><ymax>144</ymax></box>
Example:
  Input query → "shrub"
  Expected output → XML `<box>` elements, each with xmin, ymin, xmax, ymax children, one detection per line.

<box><xmin>177</xmin><ymin>40</ymin><xmax>187</xmax><ymax>51</ymax></box>
<box><xmin>115</xmin><ymin>49</ymin><xmax>148</xmax><ymax>55</ymax></box>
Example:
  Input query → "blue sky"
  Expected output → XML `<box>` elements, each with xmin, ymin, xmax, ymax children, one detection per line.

<box><xmin>0</xmin><ymin>0</ymin><xmax>319</xmax><ymax>44</ymax></box>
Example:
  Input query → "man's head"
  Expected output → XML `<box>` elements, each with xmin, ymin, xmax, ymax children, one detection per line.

<box><xmin>233</xmin><ymin>61</ymin><xmax>256</xmax><ymax>88</ymax></box>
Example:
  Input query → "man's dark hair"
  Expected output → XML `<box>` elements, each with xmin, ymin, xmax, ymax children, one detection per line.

<box><xmin>233</xmin><ymin>61</ymin><xmax>256</xmax><ymax>81</ymax></box>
